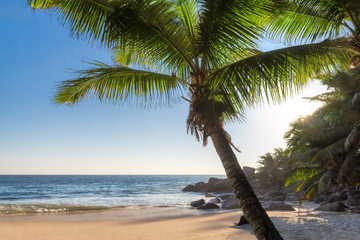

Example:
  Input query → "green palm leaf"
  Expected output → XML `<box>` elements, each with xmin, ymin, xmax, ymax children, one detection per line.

<box><xmin>198</xmin><ymin>0</ymin><xmax>272</xmax><ymax>69</ymax></box>
<box><xmin>267</xmin><ymin>0</ymin><xmax>346</xmax><ymax>44</ymax></box>
<box><xmin>207</xmin><ymin>39</ymin><xmax>357</xmax><ymax>111</ymax></box>
<box><xmin>311</xmin><ymin>139</ymin><xmax>345</xmax><ymax>164</ymax></box>
<box><xmin>54</xmin><ymin>61</ymin><xmax>188</xmax><ymax>108</ymax></box>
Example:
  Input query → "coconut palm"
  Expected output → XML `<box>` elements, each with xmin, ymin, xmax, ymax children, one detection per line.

<box><xmin>267</xmin><ymin>0</ymin><xmax>360</xmax><ymax>67</ymax></box>
<box><xmin>284</xmin><ymin>65</ymin><xmax>360</xmax><ymax>199</ymax></box>
<box><xmin>257</xmin><ymin>148</ymin><xmax>289</xmax><ymax>191</ymax></box>
<box><xmin>27</xmin><ymin>0</ymin><xmax>356</xmax><ymax>239</ymax></box>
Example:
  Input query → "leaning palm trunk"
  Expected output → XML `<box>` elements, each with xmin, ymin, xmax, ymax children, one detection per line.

<box><xmin>209</xmin><ymin>124</ymin><xmax>283</xmax><ymax>240</ymax></box>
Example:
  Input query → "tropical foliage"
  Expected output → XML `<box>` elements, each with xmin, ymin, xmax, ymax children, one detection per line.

<box><xmin>284</xmin><ymin>65</ymin><xmax>360</xmax><ymax>200</ymax></box>
<box><xmin>257</xmin><ymin>148</ymin><xmax>289</xmax><ymax>190</ymax></box>
<box><xmin>267</xmin><ymin>0</ymin><xmax>360</xmax><ymax>55</ymax></box>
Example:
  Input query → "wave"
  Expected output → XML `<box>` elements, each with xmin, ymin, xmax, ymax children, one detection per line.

<box><xmin>0</xmin><ymin>204</ymin><xmax>111</xmax><ymax>215</ymax></box>
<box><xmin>0</xmin><ymin>204</ymin><xmax>178</xmax><ymax>215</ymax></box>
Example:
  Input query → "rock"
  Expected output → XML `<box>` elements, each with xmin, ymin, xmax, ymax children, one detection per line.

<box><xmin>205</xmin><ymin>193</ymin><xmax>216</xmax><ymax>198</ymax></box>
<box><xmin>265</xmin><ymin>204</ymin><xmax>296</xmax><ymax>211</ymax></box>
<box><xmin>284</xmin><ymin>187</ymin><xmax>296</xmax><ymax>195</ymax></box>
<box><xmin>197</xmin><ymin>202</ymin><xmax>219</xmax><ymax>210</ymax></box>
<box><xmin>183</xmin><ymin>178</ymin><xmax>233</xmax><ymax>194</ymax></box>
<box><xmin>327</xmin><ymin>192</ymin><xmax>347</xmax><ymax>203</ymax></box>
<box><xmin>195</xmin><ymin>182</ymin><xmax>206</xmax><ymax>192</ymax></box>
<box><xmin>213</xmin><ymin>180</ymin><xmax>232</xmax><ymax>193</ymax></box>
<box><xmin>267</xmin><ymin>190</ymin><xmax>285</xmax><ymax>198</ymax></box>
<box><xmin>346</xmin><ymin>195</ymin><xmax>360</xmax><ymax>206</ymax></box>
<box><xmin>243</xmin><ymin>167</ymin><xmax>255</xmax><ymax>180</ymax></box>
<box><xmin>208</xmin><ymin>178</ymin><xmax>221</xmax><ymax>186</ymax></box>
<box><xmin>237</xmin><ymin>215</ymin><xmax>249</xmax><ymax>225</ymax></box>
<box><xmin>209</xmin><ymin>197</ymin><xmax>221</xmax><ymax>204</ymax></box>
<box><xmin>183</xmin><ymin>185</ymin><xmax>197</xmax><ymax>192</ymax></box>
<box><xmin>353</xmin><ymin>191</ymin><xmax>360</xmax><ymax>199</ymax></box>
<box><xmin>327</xmin><ymin>185</ymin><xmax>342</xmax><ymax>194</ymax></box>
<box><xmin>285</xmin><ymin>195</ymin><xmax>300</xmax><ymax>201</ymax></box>
<box><xmin>217</xmin><ymin>193</ymin><xmax>234</xmax><ymax>200</ymax></box>
<box><xmin>314</xmin><ymin>196</ymin><xmax>326</xmax><ymax>203</ymax></box>
<box><xmin>221</xmin><ymin>195</ymin><xmax>240</xmax><ymax>209</ymax></box>
<box><xmin>190</xmin><ymin>199</ymin><xmax>205</xmax><ymax>208</ymax></box>
<box><xmin>315</xmin><ymin>201</ymin><xmax>347</xmax><ymax>212</ymax></box>
<box><xmin>350</xmin><ymin>206</ymin><xmax>360</xmax><ymax>213</ymax></box>
<box><xmin>271</xmin><ymin>196</ymin><xmax>286</xmax><ymax>201</ymax></box>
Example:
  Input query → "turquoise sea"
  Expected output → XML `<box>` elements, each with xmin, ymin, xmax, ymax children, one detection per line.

<box><xmin>0</xmin><ymin>175</ymin><xmax>226</xmax><ymax>214</ymax></box>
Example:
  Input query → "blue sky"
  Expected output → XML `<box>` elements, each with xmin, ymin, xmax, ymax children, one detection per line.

<box><xmin>0</xmin><ymin>1</ymin><xmax>327</xmax><ymax>174</ymax></box>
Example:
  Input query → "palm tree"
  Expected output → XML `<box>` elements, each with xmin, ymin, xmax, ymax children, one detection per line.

<box><xmin>27</xmin><ymin>0</ymin><xmax>356</xmax><ymax>239</ymax></box>
<box><xmin>267</xmin><ymin>0</ymin><xmax>360</xmax><ymax>66</ymax></box>
<box><xmin>284</xmin><ymin>65</ymin><xmax>360</xmax><ymax>199</ymax></box>
<box><xmin>257</xmin><ymin>148</ymin><xmax>289</xmax><ymax>191</ymax></box>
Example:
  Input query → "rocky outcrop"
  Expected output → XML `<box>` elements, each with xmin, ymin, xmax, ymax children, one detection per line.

<box><xmin>346</xmin><ymin>195</ymin><xmax>360</xmax><ymax>206</ymax></box>
<box><xmin>315</xmin><ymin>201</ymin><xmax>347</xmax><ymax>212</ymax></box>
<box><xmin>182</xmin><ymin>178</ymin><xmax>232</xmax><ymax>193</ymax></box>
<box><xmin>243</xmin><ymin>166</ymin><xmax>255</xmax><ymax>181</ymax></box>
<box><xmin>183</xmin><ymin>185</ymin><xmax>197</xmax><ymax>192</ymax></box>
<box><xmin>197</xmin><ymin>202</ymin><xmax>219</xmax><ymax>210</ymax></box>
<box><xmin>237</xmin><ymin>215</ymin><xmax>249</xmax><ymax>225</ymax></box>
<box><xmin>217</xmin><ymin>193</ymin><xmax>233</xmax><ymax>200</ymax></box>
<box><xmin>190</xmin><ymin>199</ymin><xmax>205</xmax><ymax>208</ymax></box>
<box><xmin>327</xmin><ymin>191</ymin><xmax>348</xmax><ymax>203</ymax></box>
<box><xmin>221</xmin><ymin>195</ymin><xmax>240</xmax><ymax>209</ymax></box>
<box><xmin>265</xmin><ymin>204</ymin><xmax>296</xmax><ymax>211</ymax></box>
<box><xmin>205</xmin><ymin>193</ymin><xmax>216</xmax><ymax>198</ymax></box>
<box><xmin>208</xmin><ymin>197</ymin><xmax>221</xmax><ymax>204</ymax></box>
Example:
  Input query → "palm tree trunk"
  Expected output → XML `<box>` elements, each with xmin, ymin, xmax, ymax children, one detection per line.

<box><xmin>210</xmin><ymin>126</ymin><xmax>283</xmax><ymax>240</ymax></box>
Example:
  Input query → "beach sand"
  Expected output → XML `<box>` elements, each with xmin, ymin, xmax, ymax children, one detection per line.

<box><xmin>0</xmin><ymin>206</ymin><xmax>359</xmax><ymax>240</ymax></box>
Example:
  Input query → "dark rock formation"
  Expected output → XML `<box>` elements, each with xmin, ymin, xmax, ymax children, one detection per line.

<box><xmin>265</xmin><ymin>204</ymin><xmax>296</xmax><ymax>211</ymax></box>
<box><xmin>197</xmin><ymin>202</ymin><xmax>219</xmax><ymax>210</ymax></box>
<box><xmin>182</xmin><ymin>178</ymin><xmax>232</xmax><ymax>193</ymax></box>
<box><xmin>208</xmin><ymin>197</ymin><xmax>221</xmax><ymax>204</ymax></box>
<box><xmin>314</xmin><ymin>196</ymin><xmax>326</xmax><ymax>203</ymax></box>
<box><xmin>237</xmin><ymin>215</ymin><xmax>249</xmax><ymax>225</ymax></box>
<box><xmin>272</xmin><ymin>196</ymin><xmax>286</xmax><ymax>201</ymax></box>
<box><xmin>217</xmin><ymin>193</ymin><xmax>234</xmax><ymax>200</ymax></box>
<box><xmin>183</xmin><ymin>185</ymin><xmax>197</xmax><ymax>192</ymax></box>
<box><xmin>190</xmin><ymin>199</ymin><xmax>205</xmax><ymax>208</ymax></box>
<box><xmin>346</xmin><ymin>195</ymin><xmax>360</xmax><ymax>206</ymax></box>
<box><xmin>221</xmin><ymin>195</ymin><xmax>240</xmax><ymax>209</ymax></box>
<box><xmin>315</xmin><ymin>201</ymin><xmax>347</xmax><ymax>212</ymax></box>
<box><xmin>327</xmin><ymin>191</ymin><xmax>347</xmax><ymax>203</ymax></box>
<box><xmin>205</xmin><ymin>193</ymin><xmax>216</xmax><ymax>198</ymax></box>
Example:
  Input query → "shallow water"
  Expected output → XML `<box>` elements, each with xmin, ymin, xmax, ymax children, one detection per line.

<box><xmin>0</xmin><ymin>175</ymin><xmax>226</xmax><ymax>214</ymax></box>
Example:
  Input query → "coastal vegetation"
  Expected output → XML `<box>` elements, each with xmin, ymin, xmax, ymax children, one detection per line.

<box><xmin>26</xmin><ymin>0</ymin><xmax>360</xmax><ymax>239</ymax></box>
<box><xmin>254</xmin><ymin>66</ymin><xmax>360</xmax><ymax>203</ymax></box>
<box><xmin>283</xmin><ymin>65</ymin><xmax>360</xmax><ymax>201</ymax></box>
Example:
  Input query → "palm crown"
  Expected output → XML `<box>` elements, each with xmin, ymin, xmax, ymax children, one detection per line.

<box><xmin>30</xmin><ymin>0</ymin><xmax>355</xmax><ymax>121</ymax></box>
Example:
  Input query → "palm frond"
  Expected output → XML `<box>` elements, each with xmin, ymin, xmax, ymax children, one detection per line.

<box><xmin>198</xmin><ymin>0</ymin><xmax>272</xmax><ymax>70</ymax></box>
<box><xmin>207</xmin><ymin>39</ymin><xmax>357</xmax><ymax>111</ymax></box>
<box><xmin>284</xmin><ymin>166</ymin><xmax>324</xmax><ymax>187</ymax></box>
<box><xmin>311</xmin><ymin>139</ymin><xmax>345</xmax><ymax>164</ymax></box>
<box><xmin>266</xmin><ymin>0</ymin><xmax>346</xmax><ymax>44</ymax></box>
<box><xmin>54</xmin><ymin>61</ymin><xmax>188</xmax><ymax>108</ymax></box>
<box><xmin>29</xmin><ymin>0</ymin><xmax>196</xmax><ymax>78</ymax></box>
<box><xmin>28</xmin><ymin>0</ymin><xmax>126</xmax><ymax>45</ymax></box>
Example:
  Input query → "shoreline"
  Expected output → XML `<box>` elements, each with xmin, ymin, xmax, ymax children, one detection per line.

<box><xmin>1</xmin><ymin>204</ymin><xmax>360</xmax><ymax>240</ymax></box>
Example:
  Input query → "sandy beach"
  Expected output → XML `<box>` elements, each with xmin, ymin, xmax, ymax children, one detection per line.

<box><xmin>1</xmin><ymin>205</ymin><xmax>359</xmax><ymax>240</ymax></box>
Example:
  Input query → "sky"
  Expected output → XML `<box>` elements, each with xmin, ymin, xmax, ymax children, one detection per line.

<box><xmin>0</xmin><ymin>1</ymin><xmax>327</xmax><ymax>175</ymax></box>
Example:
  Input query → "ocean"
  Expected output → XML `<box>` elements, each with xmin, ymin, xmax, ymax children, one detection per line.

<box><xmin>0</xmin><ymin>175</ymin><xmax>226</xmax><ymax>214</ymax></box>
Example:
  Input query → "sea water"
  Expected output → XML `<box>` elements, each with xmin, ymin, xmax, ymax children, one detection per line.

<box><xmin>0</xmin><ymin>175</ymin><xmax>225</xmax><ymax>214</ymax></box>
